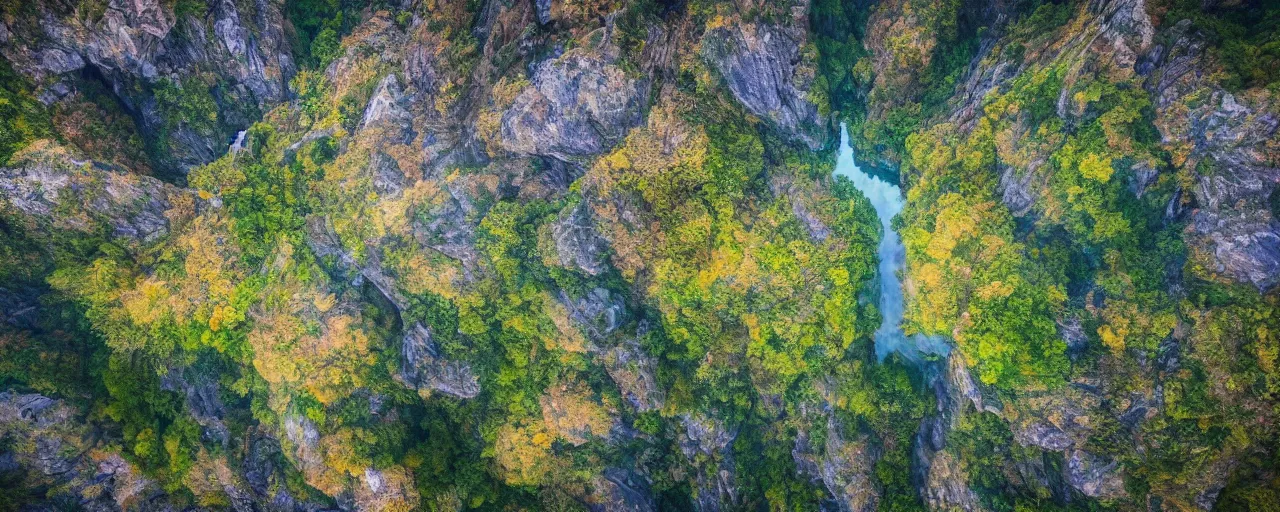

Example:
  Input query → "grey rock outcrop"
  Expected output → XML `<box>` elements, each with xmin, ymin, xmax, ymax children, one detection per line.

<box><xmin>500</xmin><ymin>48</ymin><xmax>647</xmax><ymax>162</ymax></box>
<box><xmin>917</xmin><ymin>351</ymin><xmax>1130</xmax><ymax>504</ymax></box>
<box><xmin>411</xmin><ymin>184</ymin><xmax>483</xmax><ymax>274</ymax></box>
<box><xmin>997</xmin><ymin>162</ymin><xmax>1042</xmax><ymax>217</ymax></box>
<box><xmin>305</xmin><ymin>215</ymin><xmax>412</xmax><ymax>310</ymax></box>
<box><xmin>597</xmin><ymin>333</ymin><xmax>664</xmax><ymax>412</ymax></box>
<box><xmin>361</xmin><ymin>74</ymin><xmax>414</xmax><ymax>136</ymax></box>
<box><xmin>551</xmin><ymin>202</ymin><xmax>612</xmax><ymax>276</ymax></box>
<box><xmin>2</xmin><ymin>391</ymin><xmax>327</xmax><ymax>511</ymax></box>
<box><xmin>1147</xmin><ymin>20</ymin><xmax>1280</xmax><ymax>291</ymax></box>
<box><xmin>560</xmin><ymin>287</ymin><xmax>627</xmax><ymax>341</ymax></box>
<box><xmin>0</xmin><ymin>392</ymin><xmax>169</xmax><ymax>510</ymax></box>
<box><xmin>679</xmin><ymin>414</ymin><xmax>739</xmax><ymax>512</ymax></box>
<box><xmin>555</xmin><ymin>287</ymin><xmax>664</xmax><ymax>411</ymax></box>
<box><xmin>400</xmin><ymin>323</ymin><xmax>481</xmax><ymax>399</ymax></box>
<box><xmin>873</xmin><ymin>2</ymin><xmax>1273</xmax><ymax>504</ymax></box>
<box><xmin>701</xmin><ymin>19</ymin><xmax>824</xmax><ymax>149</ymax></box>
<box><xmin>0</xmin><ymin>142</ymin><xmax>185</xmax><ymax>246</ymax></box>
<box><xmin>282</xmin><ymin>403</ymin><xmax>421</xmax><ymax>510</ymax></box>
<box><xmin>793</xmin><ymin>412</ymin><xmax>880</xmax><ymax>512</ymax></box>
<box><xmin>160</xmin><ymin>367</ymin><xmax>231</xmax><ymax>447</ymax></box>
<box><xmin>587</xmin><ymin>468</ymin><xmax>657</xmax><ymax>512</ymax></box>
<box><xmin>1006</xmin><ymin>387</ymin><xmax>1128</xmax><ymax>501</ymax></box>
<box><xmin>1014</xmin><ymin>421</ymin><xmax>1074</xmax><ymax>452</ymax></box>
<box><xmin>0</xmin><ymin>287</ymin><xmax>39</xmax><ymax>329</ymax></box>
<box><xmin>243</xmin><ymin>434</ymin><xmax>299</xmax><ymax>505</ymax></box>
<box><xmin>792</xmin><ymin>199</ymin><xmax>833</xmax><ymax>242</ymax></box>
<box><xmin>535</xmin><ymin>0</ymin><xmax>553</xmax><ymax>25</ymax></box>
<box><xmin>360</xmin><ymin>74</ymin><xmax>415</xmax><ymax>195</ymax></box>
<box><xmin>1066</xmin><ymin>449</ymin><xmax>1126</xmax><ymax>500</ymax></box>
<box><xmin>282</xmin><ymin>413</ymin><xmax>324</xmax><ymax>477</ymax></box>
<box><xmin>0</xmin><ymin>0</ymin><xmax>295</xmax><ymax>173</ymax></box>
<box><xmin>354</xmin><ymin>466</ymin><xmax>420</xmax><ymax>512</ymax></box>
<box><xmin>911</xmin><ymin>353</ymin><xmax>989</xmax><ymax>512</ymax></box>
<box><xmin>1190</xmin><ymin>210</ymin><xmax>1280</xmax><ymax>291</ymax></box>
<box><xmin>771</xmin><ymin>175</ymin><xmax>833</xmax><ymax>242</ymax></box>
<box><xmin>921</xmin><ymin>450</ymin><xmax>986</xmax><ymax>512</ymax></box>
<box><xmin>0</xmin><ymin>392</ymin><xmax>80</xmax><ymax>476</ymax></box>
<box><xmin>1057</xmin><ymin>315</ymin><xmax>1089</xmax><ymax>356</ymax></box>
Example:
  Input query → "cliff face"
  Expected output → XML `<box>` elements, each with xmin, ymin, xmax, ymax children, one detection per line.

<box><xmin>857</xmin><ymin>0</ymin><xmax>1279</xmax><ymax>294</ymax></box>
<box><xmin>0</xmin><ymin>0</ymin><xmax>1277</xmax><ymax>511</ymax></box>
<box><xmin>858</xmin><ymin>0</ymin><xmax>1279</xmax><ymax>509</ymax></box>
<box><xmin>701</xmin><ymin>14</ymin><xmax>826</xmax><ymax>149</ymax></box>
<box><xmin>0</xmin><ymin>0</ymin><xmax>295</xmax><ymax>175</ymax></box>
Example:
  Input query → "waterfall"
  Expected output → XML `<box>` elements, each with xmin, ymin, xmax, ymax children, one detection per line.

<box><xmin>833</xmin><ymin>124</ymin><xmax>949</xmax><ymax>361</ymax></box>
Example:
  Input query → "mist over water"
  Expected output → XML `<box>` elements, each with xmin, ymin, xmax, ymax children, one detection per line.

<box><xmin>833</xmin><ymin>125</ymin><xmax>950</xmax><ymax>361</ymax></box>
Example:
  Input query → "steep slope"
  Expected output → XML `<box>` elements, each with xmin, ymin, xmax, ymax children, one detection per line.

<box><xmin>0</xmin><ymin>0</ymin><xmax>296</xmax><ymax>176</ymax></box>
<box><xmin>0</xmin><ymin>1</ymin><xmax>893</xmax><ymax>510</ymax></box>
<box><xmin>0</xmin><ymin>0</ymin><xmax>1276</xmax><ymax>511</ymax></box>
<box><xmin>843</xmin><ymin>0</ymin><xmax>1279</xmax><ymax>509</ymax></box>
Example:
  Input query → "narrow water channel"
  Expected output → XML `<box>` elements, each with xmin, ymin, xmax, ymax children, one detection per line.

<box><xmin>833</xmin><ymin>124</ymin><xmax>949</xmax><ymax>360</ymax></box>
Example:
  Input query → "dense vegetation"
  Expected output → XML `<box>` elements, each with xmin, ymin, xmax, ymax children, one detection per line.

<box><xmin>816</xmin><ymin>0</ymin><xmax>1280</xmax><ymax>509</ymax></box>
<box><xmin>1</xmin><ymin>0</ymin><xmax>1278</xmax><ymax>510</ymax></box>
<box><xmin>0</xmin><ymin>60</ymin><xmax>51</xmax><ymax>166</ymax></box>
<box><xmin>1156</xmin><ymin>0</ymin><xmax>1280</xmax><ymax>92</ymax></box>
<box><xmin>286</xmin><ymin>0</ymin><xmax>353</xmax><ymax>68</ymax></box>
<box><xmin>0</xmin><ymin>2</ymin><xmax>909</xmax><ymax>509</ymax></box>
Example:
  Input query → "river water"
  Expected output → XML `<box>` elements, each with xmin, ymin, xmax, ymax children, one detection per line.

<box><xmin>833</xmin><ymin>124</ymin><xmax>949</xmax><ymax>361</ymax></box>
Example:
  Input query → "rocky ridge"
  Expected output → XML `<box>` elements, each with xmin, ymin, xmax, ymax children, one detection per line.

<box><xmin>0</xmin><ymin>0</ymin><xmax>295</xmax><ymax>174</ymax></box>
<box><xmin>0</xmin><ymin>0</ymin><xmax>1276</xmax><ymax>510</ymax></box>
